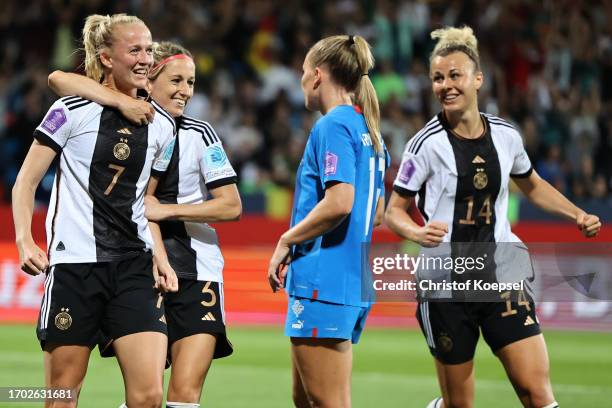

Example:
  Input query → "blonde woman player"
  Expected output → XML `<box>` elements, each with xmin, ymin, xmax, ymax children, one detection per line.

<box><xmin>268</xmin><ymin>35</ymin><xmax>388</xmax><ymax>408</ymax></box>
<box><xmin>385</xmin><ymin>26</ymin><xmax>601</xmax><ymax>408</ymax></box>
<box><xmin>13</xmin><ymin>14</ymin><xmax>177</xmax><ymax>408</ymax></box>
<box><xmin>49</xmin><ymin>41</ymin><xmax>241</xmax><ymax>408</ymax></box>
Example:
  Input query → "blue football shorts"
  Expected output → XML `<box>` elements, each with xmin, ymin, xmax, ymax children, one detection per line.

<box><xmin>284</xmin><ymin>295</ymin><xmax>371</xmax><ymax>344</ymax></box>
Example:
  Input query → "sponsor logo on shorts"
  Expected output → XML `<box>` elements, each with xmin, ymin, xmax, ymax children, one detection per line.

<box><xmin>291</xmin><ymin>299</ymin><xmax>304</xmax><ymax>317</ymax></box>
<box><xmin>202</xmin><ymin>312</ymin><xmax>216</xmax><ymax>321</ymax></box>
<box><xmin>292</xmin><ymin>320</ymin><xmax>304</xmax><ymax>329</ymax></box>
<box><xmin>524</xmin><ymin>315</ymin><xmax>535</xmax><ymax>326</ymax></box>
<box><xmin>54</xmin><ymin>307</ymin><xmax>72</xmax><ymax>330</ymax></box>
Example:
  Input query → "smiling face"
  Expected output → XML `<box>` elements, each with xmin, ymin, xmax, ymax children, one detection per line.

<box><xmin>102</xmin><ymin>23</ymin><xmax>153</xmax><ymax>94</ymax></box>
<box><xmin>150</xmin><ymin>58</ymin><xmax>195</xmax><ymax>117</ymax></box>
<box><xmin>430</xmin><ymin>51</ymin><xmax>482</xmax><ymax>115</ymax></box>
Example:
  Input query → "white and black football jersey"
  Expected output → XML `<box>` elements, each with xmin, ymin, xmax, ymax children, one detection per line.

<box><xmin>394</xmin><ymin>112</ymin><xmax>532</xmax><ymax>243</ymax></box>
<box><xmin>154</xmin><ymin>115</ymin><xmax>237</xmax><ymax>283</ymax></box>
<box><xmin>34</xmin><ymin>96</ymin><xmax>176</xmax><ymax>266</ymax></box>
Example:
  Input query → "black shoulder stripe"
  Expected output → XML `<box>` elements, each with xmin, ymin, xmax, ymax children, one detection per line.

<box><xmin>64</xmin><ymin>97</ymin><xmax>87</xmax><ymax>107</ymax></box>
<box><xmin>66</xmin><ymin>100</ymin><xmax>93</xmax><ymax>111</ymax></box>
<box><xmin>181</xmin><ymin>118</ymin><xmax>221</xmax><ymax>143</ymax></box>
<box><xmin>488</xmin><ymin>120</ymin><xmax>516</xmax><ymax>130</ymax></box>
<box><xmin>60</xmin><ymin>95</ymin><xmax>83</xmax><ymax>104</ymax></box>
<box><xmin>411</xmin><ymin>124</ymin><xmax>443</xmax><ymax>155</ymax></box>
<box><xmin>485</xmin><ymin>114</ymin><xmax>516</xmax><ymax>128</ymax></box>
<box><xmin>152</xmin><ymin>101</ymin><xmax>176</xmax><ymax>133</ymax></box>
<box><xmin>182</xmin><ymin>115</ymin><xmax>208</xmax><ymax>126</ymax></box>
<box><xmin>201</xmin><ymin>122</ymin><xmax>220</xmax><ymax>144</ymax></box>
<box><xmin>407</xmin><ymin>118</ymin><xmax>440</xmax><ymax>153</ymax></box>
<box><xmin>180</xmin><ymin>125</ymin><xmax>213</xmax><ymax>146</ymax></box>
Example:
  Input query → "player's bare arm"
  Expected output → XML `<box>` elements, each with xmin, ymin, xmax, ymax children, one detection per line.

<box><xmin>12</xmin><ymin>141</ymin><xmax>57</xmax><ymax>275</ymax></box>
<box><xmin>385</xmin><ymin>192</ymin><xmax>448</xmax><ymax>247</ymax></box>
<box><xmin>513</xmin><ymin>170</ymin><xmax>601</xmax><ymax>237</ymax></box>
<box><xmin>48</xmin><ymin>70</ymin><xmax>154</xmax><ymax>125</ymax></box>
<box><xmin>145</xmin><ymin>183</ymin><xmax>241</xmax><ymax>223</ymax></box>
<box><xmin>145</xmin><ymin>176</ymin><xmax>178</xmax><ymax>292</ymax></box>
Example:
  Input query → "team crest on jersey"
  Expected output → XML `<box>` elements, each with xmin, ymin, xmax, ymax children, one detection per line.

<box><xmin>42</xmin><ymin>108</ymin><xmax>67</xmax><ymax>134</ymax></box>
<box><xmin>205</xmin><ymin>145</ymin><xmax>228</xmax><ymax>169</ymax></box>
<box><xmin>113</xmin><ymin>139</ymin><xmax>131</xmax><ymax>160</ymax></box>
<box><xmin>291</xmin><ymin>299</ymin><xmax>304</xmax><ymax>317</ymax></box>
<box><xmin>54</xmin><ymin>307</ymin><xmax>72</xmax><ymax>330</ymax></box>
<box><xmin>324</xmin><ymin>151</ymin><xmax>338</xmax><ymax>176</ymax></box>
<box><xmin>399</xmin><ymin>159</ymin><xmax>416</xmax><ymax>183</ymax></box>
<box><xmin>473</xmin><ymin>168</ymin><xmax>488</xmax><ymax>190</ymax></box>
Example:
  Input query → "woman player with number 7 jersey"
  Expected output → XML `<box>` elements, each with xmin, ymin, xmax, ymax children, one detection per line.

<box><xmin>268</xmin><ymin>35</ymin><xmax>389</xmax><ymax>407</ymax></box>
<box><xmin>385</xmin><ymin>26</ymin><xmax>601</xmax><ymax>408</ymax></box>
<box><xmin>12</xmin><ymin>14</ymin><xmax>177</xmax><ymax>407</ymax></box>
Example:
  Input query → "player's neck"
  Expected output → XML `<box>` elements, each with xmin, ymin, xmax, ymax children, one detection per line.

<box><xmin>444</xmin><ymin>108</ymin><xmax>483</xmax><ymax>140</ymax></box>
<box><xmin>102</xmin><ymin>75</ymin><xmax>137</xmax><ymax>99</ymax></box>
<box><xmin>319</xmin><ymin>86</ymin><xmax>352</xmax><ymax>114</ymax></box>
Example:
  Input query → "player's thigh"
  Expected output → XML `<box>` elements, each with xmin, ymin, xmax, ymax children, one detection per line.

<box><xmin>433</xmin><ymin>358</ymin><xmax>475</xmax><ymax>408</ymax></box>
<box><xmin>291</xmin><ymin>337</ymin><xmax>352</xmax><ymax>402</ymax></box>
<box><xmin>43</xmin><ymin>344</ymin><xmax>91</xmax><ymax>389</ymax></box>
<box><xmin>291</xmin><ymin>352</ymin><xmax>311</xmax><ymax>408</ymax></box>
<box><xmin>114</xmin><ymin>332</ymin><xmax>167</xmax><ymax>393</ymax></box>
<box><xmin>168</xmin><ymin>333</ymin><xmax>216</xmax><ymax>396</ymax></box>
<box><xmin>495</xmin><ymin>334</ymin><xmax>554</xmax><ymax>401</ymax></box>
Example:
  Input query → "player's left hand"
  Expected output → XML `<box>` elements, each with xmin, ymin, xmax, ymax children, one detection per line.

<box><xmin>153</xmin><ymin>257</ymin><xmax>179</xmax><ymax>292</ymax></box>
<box><xmin>268</xmin><ymin>238</ymin><xmax>292</xmax><ymax>292</ymax></box>
<box><xmin>145</xmin><ymin>195</ymin><xmax>168</xmax><ymax>221</ymax></box>
<box><xmin>577</xmin><ymin>212</ymin><xmax>601</xmax><ymax>238</ymax></box>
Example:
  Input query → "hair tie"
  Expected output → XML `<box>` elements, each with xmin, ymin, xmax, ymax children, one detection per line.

<box><xmin>348</xmin><ymin>35</ymin><xmax>355</xmax><ymax>45</ymax></box>
<box><xmin>361</xmin><ymin>73</ymin><xmax>369</xmax><ymax>76</ymax></box>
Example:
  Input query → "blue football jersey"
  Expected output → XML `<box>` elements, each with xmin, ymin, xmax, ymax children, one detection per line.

<box><xmin>285</xmin><ymin>105</ymin><xmax>388</xmax><ymax>306</ymax></box>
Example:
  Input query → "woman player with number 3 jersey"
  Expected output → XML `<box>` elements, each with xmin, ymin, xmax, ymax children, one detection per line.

<box><xmin>385</xmin><ymin>26</ymin><xmax>601</xmax><ymax>408</ymax></box>
<box><xmin>268</xmin><ymin>35</ymin><xmax>388</xmax><ymax>408</ymax></box>
<box><xmin>12</xmin><ymin>14</ymin><xmax>178</xmax><ymax>407</ymax></box>
<box><xmin>48</xmin><ymin>42</ymin><xmax>241</xmax><ymax>408</ymax></box>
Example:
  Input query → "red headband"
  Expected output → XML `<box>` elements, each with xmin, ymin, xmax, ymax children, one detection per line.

<box><xmin>149</xmin><ymin>54</ymin><xmax>193</xmax><ymax>76</ymax></box>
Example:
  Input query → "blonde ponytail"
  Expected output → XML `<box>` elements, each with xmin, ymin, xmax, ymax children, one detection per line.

<box><xmin>82</xmin><ymin>13</ymin><xmax>146</xmax><ymax>82</ymax></box>
<box><xmin>308</xmin><ymin>35</ymin><xmax>383</xmax><ymax>153</ymax></box>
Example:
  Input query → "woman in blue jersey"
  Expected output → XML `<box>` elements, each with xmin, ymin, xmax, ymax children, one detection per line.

<box><xmin>48</xmin><ymin>42</ymin><xmax>241</xmax><ymax>408</ymax></box>
<box><xmin>13</xmin><ymin>14</ymin><xmax>177</xmax><ymax>407</ymax></box>
<box><xmin>267</xmin><ymin>35</ymin><xmax>387</xmax><ymax>408</ymax></box>
<box><xmin>385</xmin><ymin>26</ymin><xmax>601</xmax><ymax>408</ymax></box>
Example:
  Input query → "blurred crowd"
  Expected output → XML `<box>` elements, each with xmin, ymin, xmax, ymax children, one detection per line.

<box><xmin>1</xmin><ymin>0</ymin><xmax>611</xmax><ymax>210</ymax></box>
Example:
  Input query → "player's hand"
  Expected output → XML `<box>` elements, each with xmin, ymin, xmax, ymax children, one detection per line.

<box><xmin>145</xmin><ymin>195</ymin><xmax>168</xmax><ymax>221</ymax></box>
<box><xmin>415</xmin><ymin>221</ymin><xmax>448</xmax><ymax>247</ymax></box>
<box><xmin>117</xmin><ymin>93</ymin><xmax>155</xmax><ymax>126</ymax></box>
<box><xmin>577</xmin><ymin>212</ymin><xmax>601</xmax><ymax>238</ymax></box>
<box><xmin>268</xmin><ymin>238</ymin><xmax>292</xmax><ymax>292</ymax></box>
<box><xmin>153</xmin><ymin>256</ymin><xmax>179</xmax><ymax>292</ymax></box>
<box><xmin>17</xmin><ymin>239</ymin><xmax>49</xmax><ymax>276</ymax></box>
